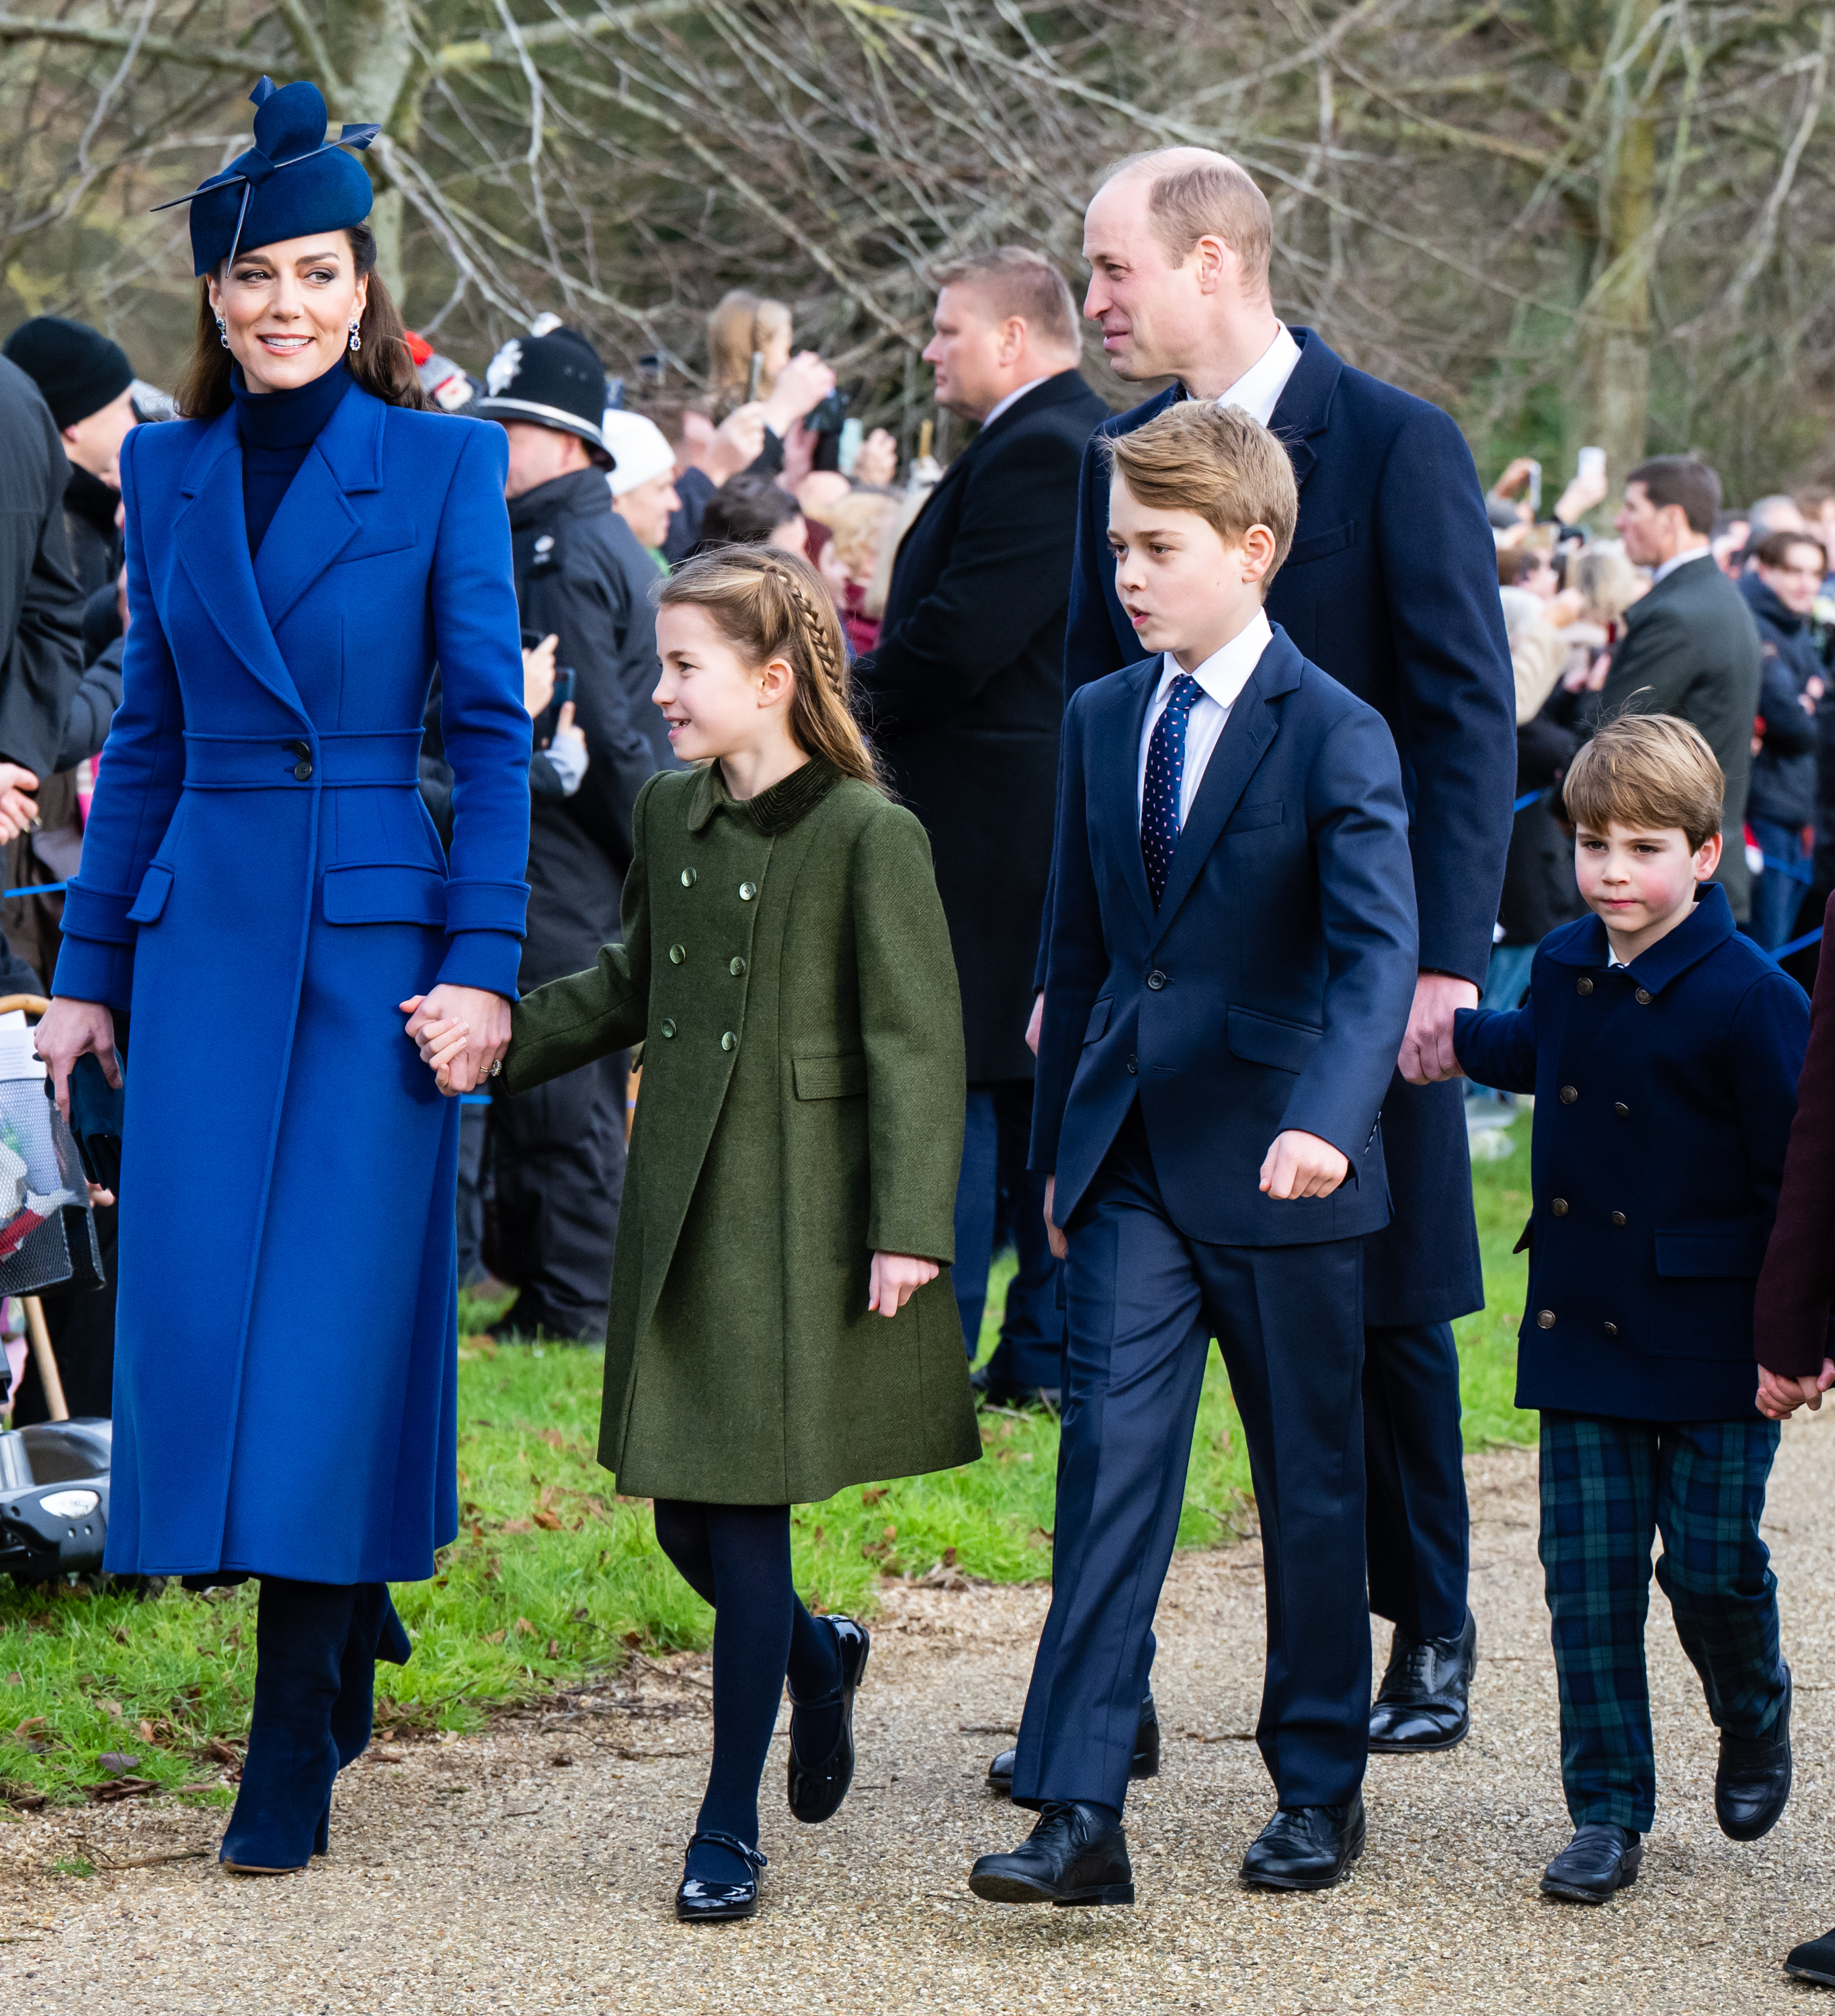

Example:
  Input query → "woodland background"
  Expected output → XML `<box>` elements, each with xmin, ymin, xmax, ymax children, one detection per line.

<box><xmin>1</xmin><ymin>0</ymin><xmax>1832</xmax><ymax>497</ymax></box>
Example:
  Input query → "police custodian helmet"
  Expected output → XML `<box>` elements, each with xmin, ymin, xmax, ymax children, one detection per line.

<box><xmin>474</xmin><ymin>322</ymin><xmax>612</xmax><ymax>457</ymax></box>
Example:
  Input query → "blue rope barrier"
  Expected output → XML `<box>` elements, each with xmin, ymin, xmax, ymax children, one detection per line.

<box><xmin>0</xmin><ymin>880</ymin><xmax>67</xmax><ymax>901</ymax></box>
<box><xmin>1766</xmin><ymin>925</ymin><xmax>1825</xmax><ymax>964</ymax></box>
<box><xmin>1762</xmin><ymin>852</ymin><xmax>1816</xmax><ymax>886</ymax></box>
<box><xmin>1510</xmin><ymin>789</ymin><xmax>1542</xmax><ymax>814</ymax></box>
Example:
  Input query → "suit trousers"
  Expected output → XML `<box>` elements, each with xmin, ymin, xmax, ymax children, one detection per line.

<box><xmin>1364</xmin><ymin>1319</ymin><xmax>1471</xmax><ymax>1643</ymax></box>
<box><xmin>1011</xmin><ymin>1109</ymin><xmax>1371</xmax><ymax>1813</ymax></box>
<box><xmin>1539</xmin><ymin>1411</ymin><xmax>1785</xmax><ymax>1831</ymax></box>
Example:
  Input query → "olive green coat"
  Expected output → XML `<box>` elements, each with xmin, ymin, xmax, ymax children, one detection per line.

<box><xmin>504</xmin><ymin>757</ymin><xmax>979</xmax><ymax>1504</ymax></box>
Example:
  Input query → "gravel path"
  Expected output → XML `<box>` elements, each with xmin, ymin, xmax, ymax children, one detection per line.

<box><xmin>7</xmin><ymin>1414</ymin><xmax>1835</xmax><ymax>2012</ymax></box>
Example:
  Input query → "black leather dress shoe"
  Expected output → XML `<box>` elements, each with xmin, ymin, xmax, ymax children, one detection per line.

<box><xmin>1785</xmin><ymin>1927</ymin><xmax>1835</xmax><ymax>1986</ymax></box>
<box><xmin>1717</xmin><ymin>1668</ymin><xmax>1791</xmax><ymax>1841</ymax></box>
<box><xmin>676</xmin><ymin>1832</ymin><xmax>768</xmax><ymax>1923</ymax></box>
<box><xmin>987</xmin><ymin>1694</ymin><xmax>1159</xmax><ymax>1796</ymax></box>
<box><xmin>1540</xmin><ymin>1823</ymin><xmax>1641</xmax><ymax>1904</ymax></box>
<box><xmin>1239</xmin><ymin>1798</ymin><xmax>1365</xmax><ymax>1890</ymax></box>
<box><xmin>787</xmin><ymin>1615</ymin><xmax>869</xmax><ymax>1824</ymax></box>
<box><xmin>1368</xmin><ymin>1609</ymin><xmax>1477</xmax><ymax>1753</ymax></box>
<box><xmin>969</xmin><ymin>1801</ymin><xmax>1134</xmax><ymax>1906</ymax></box>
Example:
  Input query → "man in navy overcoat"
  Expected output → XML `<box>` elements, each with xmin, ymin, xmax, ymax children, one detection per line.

<box><xmin>1053</xmin><ymin>148</ymin><xmax>1515</xmax><ymax>1753</ymax></box>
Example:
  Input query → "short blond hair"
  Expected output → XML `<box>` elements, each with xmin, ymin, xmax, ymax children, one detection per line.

<box><xmin>809</xmin><ymin>489</ymin><xmax>895</xmax><ymax>581</ymax></box>
<box><xmin>930</xmin><ymin>247</ymin><xmax>1079</xmax><ymax>353</ymax></box>
<box><xmin>1102</xmin><ymin>149</ymin><xmax>1272</xmax><ymax>298</ymax></box>
<box><xmin>1563</xmin><ymin>713</ymin><xmax>1725</xmax><ymax>850</ymax></box>
<box><xmin>1104</xmin><ymin>401</ymin><xmax>1299</xmax><ymax>577</ymax></box>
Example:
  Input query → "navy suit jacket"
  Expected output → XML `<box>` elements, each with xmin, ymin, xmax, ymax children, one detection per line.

<box><xmin>1453</xmin><ymin>887</ymin><xmax>1809</xmax><ymax>1421</ymax></box>
<box><xmin>1034</xmin><ymin>626</ymin><xmax>1418</xmax><ymax>1247</ymax></box>
<box><xmin>1059</xmin><ymin>328</ymin><xmax>1515</xmax><ymax>1322</ymax></box>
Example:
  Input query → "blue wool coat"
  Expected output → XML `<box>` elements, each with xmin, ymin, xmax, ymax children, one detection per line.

<box><xmin>54</xmin><ymin>384</ymin><xmax>532</xmax><ymax>1581</ymax></box>
<box><xmin>1452</xmin><ymin>887</ymin><xmax>1809</xmax><ymax>1421</ymax></box>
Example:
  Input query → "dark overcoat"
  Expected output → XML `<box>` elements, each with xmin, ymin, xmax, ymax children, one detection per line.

<box><xmin>1059</xmin><ymin>329</ymin><xmax>1515</xmax><ymax>1325</ymax></box>
<box><xmin>55</xmin><ymin>387</ymin><xmax>532</xmax><ymax>1580</ymax></box>
<box><xmin>504</xmin><ymin>759</ymin><xmax>981</xmax><ymax>1503</ymax></box>
<box><xmin>1453</xmin><ymin>886</ymin><xmax>1807</xmax><ymax>1420</ymax></box>
<box><xmin>854</xmin><ymin>370</ymin><xmax>1108</xmax><ymax>1083</ymax></box>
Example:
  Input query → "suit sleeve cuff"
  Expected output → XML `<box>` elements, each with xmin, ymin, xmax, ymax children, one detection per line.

<box><xmin>444</xmin><ymin>877</ymin><xmax>530</xmax><ymax>937</ymax></box>
<box><xmin>436</xmin><ymin>930</ymin><xmax>523</xmax><ymax>1001</ymax></box>
<box><xmin>60</xmin><ymin>882</ymin><xmax>137</xmax><ymax>947</ymax></box>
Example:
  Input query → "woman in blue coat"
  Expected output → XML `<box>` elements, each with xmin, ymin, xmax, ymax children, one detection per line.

<box><xmin>33</xmin><ymin>79</ymin><xmax>531</xmax><ymax>1871</ymax></box>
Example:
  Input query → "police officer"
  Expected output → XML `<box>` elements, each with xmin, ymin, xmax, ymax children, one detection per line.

<box><xmin>474</xmin><ymin>323</ymin><xmax>662</xmax><ymax>1341</ymax></box>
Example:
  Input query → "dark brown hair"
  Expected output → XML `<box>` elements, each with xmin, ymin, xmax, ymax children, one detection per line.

<box><xmin>1625</xmin><ymin>454</ymin><xmax>1721</xmax><ymax>536</ymax></box>
<box><xmin>173</xmin><ymin>222</ymin><xmax>425</xmax><ymax>420</ymax></box>
<box><xmin>1750</xmin><ymin>528</ymin><xmax>1828</xmax><ymax>573</ymax></box>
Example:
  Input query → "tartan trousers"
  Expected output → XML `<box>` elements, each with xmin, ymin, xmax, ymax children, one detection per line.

<box><xmin>1539</xmin><ymin>1411</ymin><xmax>1787</xmax><ymax>1831</ymax></box>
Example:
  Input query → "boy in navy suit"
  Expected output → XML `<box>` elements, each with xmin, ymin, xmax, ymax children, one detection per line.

<box><xmin>1452</xmin><ymin>715</ymin><xmax>1807</xmax><ymax>1905</ymax></box>
<box><xmin>967</xmin><ymin>403</ymin><xmax>1418</xmax><ymax>1906</ymax></box>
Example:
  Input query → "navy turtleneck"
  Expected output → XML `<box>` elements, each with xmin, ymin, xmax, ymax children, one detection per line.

<box><xmin>231</xmin><ymin>359</ymin><xmax>354</xmax><ymax>557</ymax></box>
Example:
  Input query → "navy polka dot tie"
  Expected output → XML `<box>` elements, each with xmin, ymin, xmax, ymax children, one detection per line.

<box><xmin>1141</xmin><ymin>672</ymin><xmax>1204</xmax><ymax>911</ymax></box>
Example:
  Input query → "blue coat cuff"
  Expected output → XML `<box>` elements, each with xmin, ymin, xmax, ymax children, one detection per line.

<box><xmin>52</xmin><ymin>934</ymin><xmax>135</xmax><ymax>1012</ymax></box>
<box><xmin>444</xmin><ymin>878</ymin><xmax>530</xmax><ymax>937</ymax></box>
<box><xmin>436</xmin><ymin>929</ymin><xmax>522</xmax><ymax>1001</ymax></box>
<box><xmin>60</xmin><ymin>882</ymin><xmax>137</xmax><ymax>947</ymax></box>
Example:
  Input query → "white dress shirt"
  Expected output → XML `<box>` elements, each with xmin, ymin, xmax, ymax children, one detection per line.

<box><xmin>1214</xmin><ymin>324</ymin><xmax>1303</xmax><ymax>426</ymax></box>
<box><xmin>1652</xmin><ymin>544</ymin><xmax>1714</xmax><ymax>587</ymax></box>
<box><xmin>979</xmin><ymin>374</ymin><xmax>1055</xmax><ymax>432</ymax></box>
<box><xmin>1137</xmin><ymin>611</ymin><xmax>1274</xmax><ymax>825</ymax></box>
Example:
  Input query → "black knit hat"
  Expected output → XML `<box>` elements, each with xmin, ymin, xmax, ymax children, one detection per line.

<box><xmin>3</xmin><ymin>315</ymin><xmax>133</xmax><ymax>429</ymax></box>
<box><xmin>474</xmin><ymin>325</ymin><xmax>610</xmax><ymax>454</ymax></box>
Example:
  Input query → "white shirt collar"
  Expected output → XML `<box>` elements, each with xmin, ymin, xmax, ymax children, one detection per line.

<box><xmin>1653</xmin><ymin>544</ymin><xmax>1713</xmax><ymax>586</ymax></box>
<box><xmin>1213</xmin><ymin>324</ymin><xmax>1303</xmax><ymax>427</ymax></box>
<box><xmin>1157</xmin><ymin>609</ymin><xmax>1274</xmax><ymax>711</ymax></box>
<box><xmin>979</xmin><ymin>374</ymin><xmax>1055</xmax><ymax>432</ymax></box>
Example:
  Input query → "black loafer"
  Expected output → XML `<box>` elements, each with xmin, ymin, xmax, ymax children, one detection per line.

<box><xmin>676</xmin><ymin>1832</ymin><xmax>768</xmax><ymax>1923</ymax></box>
<box><xmin>1541</xmin><ymin>1823</ymin><xmax>1641</xmax><ymax>1904</ymax></box>
<box><xmin>1785</xmin><ymin>1927</ymin><xmax>1835</xmax><ymax>1986</ymax></box>
<box><xmin>969</xmin><ymin>1800</ymin><xmax>1134</xmax><ymax>1906</ymax></box>
<box><xmin>1717</xmin><ymin>1669</ymin><xmax>1791</xmax><ymax>1842</ymax></box>
<box><xmin>1240</xmin><ymin>1798</ymin><xmax>1365</xmax><ymax>1890</ymax></box>
<box><xmin>987</xmin><ymin>1693</ymin><xmax>1159</xmax><ymax>1796</ymax></box>
<box><xmin>787</xmin><ymin>1615</ymin><xmax>869</xmax><ymax>1824</ymax></box>
<box><xmin>1369</xmin><ymin>1609</ymin><xmax>1477</xmax><ymax>1753</ymax></box>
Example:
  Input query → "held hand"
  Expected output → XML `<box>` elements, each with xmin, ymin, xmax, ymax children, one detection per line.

<box><xmin>1399</xmin><ymin>972</ymin><xmax>1479</xmax><ymax>1085</ymax></box>
<box><xmin>0</xmin><ymin>763</ymin><xmax>40</xmax><ymax>844</ymax></box>
<box><xmin>710</xmin><ymin>403</ymin><xmax>768</xmax><ymax>479</ymax></box>
<box><xmin>1043</xmin><ymin>1174</ymin><xmax>1066</xmax><ymax>1260</ymax></box>
<box><xmin>402</xmin><ymin>986</ymin><xmax>513</xmax><ymax>1095</ymax></box>
<box><xmin>1552</xmin><ymin>465</ymin><xmax>1609</xmax><ymax>526</ymax></box>
<box><xmin>1492</xmin><ymin>456</ymin><xmax>1537</xmax><ymax>501</ymax></box>
<box><xmin>1024</xmin><ymin>991</ymin><xmax>1044</xmax><ymax>1058</ymax></box>
<box><xmin>761</xmin><ymin>351</ymin><xmax>835</xmax><ymax>433</ymax></box>
<box><xmin>32</xmin><ymin>997</ymin><xmax>120</xmax><ymax>1123</ymax></box>
<box><xmin>522</xmin><ymin>634</ymin><xmax>559</xmax><ymax>718</ymax></box>
<box><xmin>853</xmin><ymin>427</ymin><xmax>898</xmax><ymax>488</ymax></box>
<box><xmin>1259</xmin><ymin>1130</ymin><xmax>1349</xmax><ymax>1201</ymax></box>
<box><xmin>867</xmin><ymin>1251</ymin><xmax>940</xmax><ymax>1318</ymax></box>
<box><xmin>550</xmin><ymin>700</ymin><xmax>588</xmax><ymax>770</ymax></box>
<box><xmin>1756</xmin><ymin>1359</ymin><xmax>1835</xmax><ymax>1421</ymax></box>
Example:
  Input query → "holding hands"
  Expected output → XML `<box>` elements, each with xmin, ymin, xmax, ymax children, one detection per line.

<box><xmin>402</xmin><ymin>985</ymin><xmax>513</xmax><ymax>1095</ymax></box>
<box><xmin>1757</xmin><ymin>1359</ymin><xmax>1835</xmax><ymax>1422</ymax></box>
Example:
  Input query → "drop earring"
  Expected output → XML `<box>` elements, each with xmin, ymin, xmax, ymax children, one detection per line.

<box><xmin>215</xmin><ymin>315</ymin><xmax>229</xmax><ymax>349</ymax></box>
<box><xmin>348</xmin><ymin>319</ymin><xmax>362</xmax><ymax>354</ymax></box>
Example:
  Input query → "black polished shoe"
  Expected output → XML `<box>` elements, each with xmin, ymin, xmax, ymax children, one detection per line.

<box><xmin>1368</xmin><ymin>1609</ymin><xmax>1477</xmax><ymax>1753</ymax></box>
<box><xmin>1540</xmin><ymin>1823</ymin><xmax>1641</xmax><ymax>1904</ymax></box>
<box><xmin>1240</xmin><ymin>1798</ymin><xmax>1365</xmax><ymax>1890</ymax></box>
<box><xmin>987</xmin><ymin>1693</ymin><xmax>1158</xmax><ymax>1796</ymax></box>
<box><xmin>969</xmin><ymin>1801</ymin><xmax>1134</xmax><ymax>1906</ymax></box>
<box><xmin>1785</xmin><ymin>1927</ymin><xmax>1835</xmax><ymax>1986</ymax></box>
<box><xmin>787</xmin><ymin>1615</ymin><xmax>869</xmax><ymax>1824</ymax></box>
<box><xmin>1717</xmin><ymin>1669</ymin><xmax>1792</xmax><ymax>1842</ymax></box>
<box><xmin>675</xmin><ymin>1832</ymin><xmax>768</xmax><ymax>1923</ymax></box>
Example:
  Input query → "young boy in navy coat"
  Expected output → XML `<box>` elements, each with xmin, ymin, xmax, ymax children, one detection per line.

<box><xmin>967</xmin><ymin>402</ymin><xmax>1418</xmax><ymax>1906</ymax></box>
<box><xmin>1452</xmin><ymin>714</ymin><xmax>1808</xmax><ymax>1905</ymax></box>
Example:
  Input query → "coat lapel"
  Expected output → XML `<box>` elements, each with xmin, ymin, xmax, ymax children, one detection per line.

<box><xmin>172</xmin><ymin>411</ymin><xmax>307</xmax><ymax>722</ymax></box>
<box><xmin>1267</xmin><ymin>327</ymin><xmax>1343</xmax><ymax>494</ymax></box>
<box><xmin>254</xmin><ymin>386</ymin><xmax>386</xmax><ymax>632</ymax></box>
<box><xmin>1098</xmin><ymin>656</ymin><xmax>1161</xmax><ymax>935</ymax></box>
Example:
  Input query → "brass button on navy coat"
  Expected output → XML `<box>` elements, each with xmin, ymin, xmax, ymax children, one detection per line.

<box><xmin>53</xmin><ymin>386</ymin><xmax>532</xmax><ymax>1581</ymax></box>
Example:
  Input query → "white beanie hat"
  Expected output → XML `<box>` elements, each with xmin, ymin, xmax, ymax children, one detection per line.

<box><xmin>602</xmin><ymin>410</ymin><xmax>677</xmax><ymax>496</ymax></box>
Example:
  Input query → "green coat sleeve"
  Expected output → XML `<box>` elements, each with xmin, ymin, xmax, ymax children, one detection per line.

<box><xmin>851</xmin><ymin>800</ymin><xmax>966</xmax><ymax>1262</ymax></box>
<box><xmin>503</xmin><ymin>773</ymin><xmax>657</xmax><ymax>1093</ymax></box>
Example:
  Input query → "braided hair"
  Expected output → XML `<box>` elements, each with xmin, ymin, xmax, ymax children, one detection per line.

<box><xmin>656</xmin><ymin>544</ymin><xmax>882</xmax><ymax>788</ymax></box>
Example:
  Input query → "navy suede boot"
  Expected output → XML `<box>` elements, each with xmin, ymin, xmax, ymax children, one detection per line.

<box><xmin>330</xmin><ymin>1584</ymin><xmax>413</xmax><ymax>1769</ymax></box>
<box><xmin>220</xmin><ymin>1579</ymin><xmax>358</xmax><ymax>1874</ymax></box>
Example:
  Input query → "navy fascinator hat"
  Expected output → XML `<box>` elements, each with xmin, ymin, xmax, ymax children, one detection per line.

<box><xmin>159</xmin><ymin>77</ymin><xmax>380</xmax><ymax>276</ymax></box>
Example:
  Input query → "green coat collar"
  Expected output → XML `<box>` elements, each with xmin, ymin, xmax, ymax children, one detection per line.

<box><xmin>684</xmin><ymin>755</ymin><xmax>846</xmax><ymax>836</ymax></box>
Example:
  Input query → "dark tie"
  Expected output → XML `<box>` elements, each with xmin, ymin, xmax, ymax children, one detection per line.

<box><xmin>1140</xmin><ymin>671</ymin><xmax>1205</xmax><ymax>911</ymax></box>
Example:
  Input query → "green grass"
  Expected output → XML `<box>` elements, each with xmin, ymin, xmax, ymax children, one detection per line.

<box><xmin>0</xmin><ymin>1119</ymin><xmax>1535</xmax><ymax>1810</ymax></box>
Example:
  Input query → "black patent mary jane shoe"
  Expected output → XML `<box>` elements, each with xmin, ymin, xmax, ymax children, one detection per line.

<box><xmin>788</xmin><ymin>1615</ymin><xmax>869</xmax><ymax>1825</ymax></box>
<box><xmin>1540</xmin><ymin>1823</ymin><xmax>1641</xmax><ymax>1904</ymax></box>
<box><xmin>1369</xmin><ymin>1609</ymin><xmax>1477</xmax><ymax>1754</ymax></box>
<box><xmin>1785</xmin><ymin>1927</ymin><xmax>1835</xmax><ymax>1986</ymax></box>
<box><xmin>675</xmin><ymin>1833</ymin><xmax>768</xmax><ymax>1924</ymax></box>
<box><xmin>1717</xmin><ymin>1669</ymin><xmax>1792</xmax><ymax>1842</ymax></box>
<box><xmin>1240</xmin><ymin>1798</ymin><xmax>1366</xmax><ymax>1891</ymax></box>
<box><xmin>968</xmin><ymin>1800</ymin><xmax>1135</xmax><ymax>1908</ymax></box>
<box><xmin>987</xmin><ymin>1693</ymin><xmax>1159</xmax><ymax>1798</ymax></box>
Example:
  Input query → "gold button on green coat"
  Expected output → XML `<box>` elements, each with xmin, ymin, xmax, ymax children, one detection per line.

<box><xmin>504</xmin><ymin>758</ymin><xmax>976</xmax><ymax>1505</ymax></box>
<box><xmin>669</xmin><ymin>944</ymin><xmax>686</xmax><ymax>964</ymax></box>
<box><xmin>729</xmin><ymin>957</ymin><xmax>746</xmax><ymax>977</ymax></box>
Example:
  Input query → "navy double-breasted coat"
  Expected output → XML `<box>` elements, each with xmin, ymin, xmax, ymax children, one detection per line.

<box><xmin>54</xmin><ymin>385</ymin><xmax>532</xmax><ymax>1581</ymax></box>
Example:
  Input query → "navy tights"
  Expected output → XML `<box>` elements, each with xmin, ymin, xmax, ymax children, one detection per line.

<box><xmin>653</xmin><ymin>1500</ymin><xmax>840</xmax><ymax>1885</ymax></box>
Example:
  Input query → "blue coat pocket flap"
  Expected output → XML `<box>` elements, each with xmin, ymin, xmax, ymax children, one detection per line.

<box><xmin>1223</xmin><ymin>800</ymin><xmax>1283</xmax><ymax>837</ymax></box>
<box><xmin>793</xmin><ymin>1052</ymin><xmax>868</xmax><ymax>1100</ymax></box>
<box><xmin>1654</xmin><ymin>1229</ymin><xmax>1768</xmax><ymax>1278</ymax></box>
<box><xmin>322</xmin><ymin>864</ymin><xmax>447</xmax><ymax>927</ymax></box>
<box><xmin>1083</xmin><ymin>996</ymin><xmax>1113</xmax><ymax>1044</ymax></box>
<box><xmin>1283</xmin><ymin>519</ymin><xmax>1358</xmax><ymax>569</ymax></box>
<box><xmin>126</xmin><ymin>864</ymin><xmax>173</xmax><ymax>924</ymax></box>
<box><xmin>1226</xmin><ymin>1005</ymin><xmax>1323</xmax><ymax>1074</ymax></box>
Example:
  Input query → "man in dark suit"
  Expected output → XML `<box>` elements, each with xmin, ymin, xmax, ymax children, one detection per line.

<box><xmin>1600</xmin><ymin>455</ymin><xmax>1762</xmax><ymax>922</ymax></box>
<box><xmin>1048</xmin><ymin>148</ymin><xmax>1516</xmax><ymax>1757</ymax></box>
<box><xmin>853</xmin><ymin>249</ymin><xmax>1108</xmax><ymax>1402</ymax></box>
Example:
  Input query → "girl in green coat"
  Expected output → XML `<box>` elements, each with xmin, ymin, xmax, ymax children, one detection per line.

<box><xmin>425</xmin><ymin>548</ymin><xmax>978</xmax><ymax>1921</ymax></box>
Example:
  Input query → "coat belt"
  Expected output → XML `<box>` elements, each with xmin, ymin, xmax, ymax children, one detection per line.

<box><xmin>181</xmin><ymin>729</ymin><xmax>424</xmax><ymax>790</ymax></box>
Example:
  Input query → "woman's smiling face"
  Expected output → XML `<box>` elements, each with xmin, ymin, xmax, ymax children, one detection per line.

<box><xmin>207</xmin><ymin>231</ymin><xmax>366</xmax><ymax>395</ymax></box>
